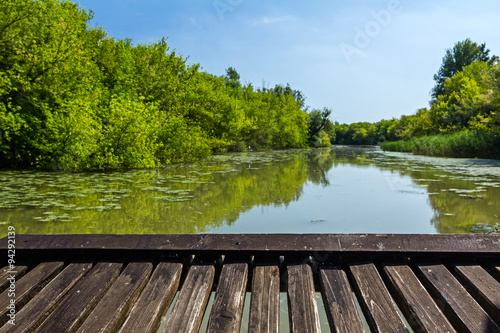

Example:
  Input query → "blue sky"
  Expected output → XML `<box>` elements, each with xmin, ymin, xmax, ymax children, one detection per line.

<box><xmin>77</xmin><ymin>0</ymin><xmax>500</xmax><ymax>123</ymax></box>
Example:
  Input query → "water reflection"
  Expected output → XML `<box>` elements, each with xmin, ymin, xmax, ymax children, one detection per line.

<box><xmin>1</xmin><ymin>146</ymin><xmax>499</xmax><ymax>236</ymax></box>
<box><xmin>327</xmin><ymin>146</ymin><xmax>500</xmax><ymax>234</ymax></box>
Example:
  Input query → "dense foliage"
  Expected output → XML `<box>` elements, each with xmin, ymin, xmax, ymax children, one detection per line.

<box><xmin>0</xmin><ymin>0</ymin><xmax>315</xmax><ymax>170</ymax></box>
<box><xmin>431</xmin><ymin>39</ymin><xmax>498</xmax><ymax>100</ymax></box>
<box><xmin>333</xmin><ymin>39</ymin><xmax>500</xmax><ymax>158</ymax></box>
<box><xmin>307</xmin><ymin>108</ymin><xmax>334</xmax><ymax>147</ymax></box>
<box><xmin>3</xmin><ymin>2</ymin><xmax>497</xmax><ymax>166</ymax></box>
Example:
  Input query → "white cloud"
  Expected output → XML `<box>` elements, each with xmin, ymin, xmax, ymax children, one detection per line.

<box><xmin>252</xmin><ymin>16</ymin><xmax>295</xmax><ymax>26</ymax></box>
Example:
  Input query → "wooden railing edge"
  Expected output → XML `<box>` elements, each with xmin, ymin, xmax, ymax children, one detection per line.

<box><xmin>1</xmin><ymin>234</ymin><xmax>500</xmax><ymax>254</ymax></box>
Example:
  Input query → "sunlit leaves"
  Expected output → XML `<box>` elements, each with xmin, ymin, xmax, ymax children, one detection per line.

<box><xmin>431</xmin><ymin>38</ymin><xmax>497</xmax><ymax>99</ymax></box>
<box><xmin>0</xmin><ymin>0</ymin><xmax>311</xmax><ymax>170</ymax></box>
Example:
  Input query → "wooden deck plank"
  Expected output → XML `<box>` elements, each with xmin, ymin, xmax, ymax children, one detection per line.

<box><xmin>349</xmin><ymin>263</ymin><xmax>409</xmax><ymax>333</ymax></box>
<box><xmin>248</xmin><ymin>265</ymin><xmax>280</xmax><ymax>333</ymax></box>
<box><xmin>494</xmin><ymin>266</ymin><xmax>500</xmax><ymax>282</ymax></box>
<box><xmin>383</xmin><ymin>264</ymin><xmax>456</xmax><ymax>333</ymax></box>
<box><xmin>4</xmin><ymin>234</ymin><xmax>500</xmax><ymax>254</ymax></box>
<box><xmin>119</xmin><ymin>261</ymin><xmax>183</xmax><ymax>333</ymax></box>
<box><xmin>417</xmin><ymin>264</ymin><xmax>500</xmax><ymax>332</ymax></box>
<box><xmin>35</xmin><ymin>261</ymin><xmax>122</xmax><ymax>333</ymax></box>
<box><xmin>453</xmin><ymin>265</ymin><xmax>500</xmax><ymax>326</ymax></box>
<box><xmin>0</xmin><ymin>234</ymin><xmax>498</xmax><ymax>332</ymax></box>
<box><xmin>0</xmin><ymin>261</ymin><xmax>64</xmax><ymax>326</ymax></box>
<box><xmin>319</xmin><ymin>266</ymin><xmax>365</xmax><ymax>333</ymax></box>
<box><xmin>287</xmin><ymin>263</ymin><xmax>320</xmax><ymax>333</ymax></box>
<box><xmin>0</xmin><ymin>262</ymin><xmax>92</xmax><ymax>333</ymax></box>
<box><xmin>162</xmin><ymin>264</ymin><xmax>215</xmax><ymax>333</ymax></box>
<box><xmin>207</xmin><ymin>263</ymin><xmax>248</xmax><ymax>333</ymax></box>
<box><xmin>77</xmin><ymin>262</ymin><xmax>153</xmax><ymax>333</ymax></box>
<box><xmin>0</xmin><ymin>265</ymin><xmax>28</xmax><ymax>293</ymax></box>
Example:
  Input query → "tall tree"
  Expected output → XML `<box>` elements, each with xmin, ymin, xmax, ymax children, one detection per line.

<box><xmin>431</xmin><ymin>39</ymin><xmax>498</xmax><ymax>99</ymax></box>
<box><xmin>307</xmin><ymin>108</ymin><xmax>332</xmax><ymax>146</ymax></box>
<box><xmin>224</xmin><ymin>67</ymin><xmax>241</xmax><ymax>89</ymax></box>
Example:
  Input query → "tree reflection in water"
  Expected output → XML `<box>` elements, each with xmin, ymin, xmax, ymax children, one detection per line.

<box><xmin>1</xmin><ymin>146</ymin><xmax>499</xmax><ymax>236</ymax></box>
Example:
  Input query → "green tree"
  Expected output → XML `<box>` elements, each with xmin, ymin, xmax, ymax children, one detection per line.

<box><xmin>92</xmin><ymin>95</ymin><xmax>161</xmax><ymax>169</ymax></box>
<box><xmin>432</xmin><ymin>39</ymin><xmax>497</xmax><ymax>99</ymax></box>
<box><xmin>307</xmin><ymin>108</ymin><xmax>332</xmax><ymax>146</ymax></box>
<box><xmin>0</xmin><ymin>0</ymin><xmax>105</xmax><ymax>168</ymax></box>
<box><xmin>224</xmin><ymin>67</ymin><xmax>241</xmax><ymax>90</ymax></box>
<box><xmin>488</xmin><ymin>64</ymin><xmax>500</xmax><ymax>130</ymax></box>
<box><xmin>0</xmin><ymin>0</ymin><xmax>314</xmax><ymax>170</ymax></box>
<box><xmin>430</xmin><ymin>61</ymin><xmax>495</xmax><ymax>132</ymax></box>
<box><xmin>404</xmin><ymin>108</ymin><xmax>433</xmax><ymax>137</ymax></box>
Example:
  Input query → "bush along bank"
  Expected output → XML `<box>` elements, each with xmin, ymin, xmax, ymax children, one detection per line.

<box><xmin>380</xmin><ymin>130</ymin><xmax>500</xmax><ymax>159</ymax></box>
<box><xmin>333</xmin><ymin>39</ymin><xmax>500</xmax><ymax>159</ymax></box>
<box><xmin>1</xmin><ymin>0</ymin><xmax>338</xmax><ymax>170</ymax></box>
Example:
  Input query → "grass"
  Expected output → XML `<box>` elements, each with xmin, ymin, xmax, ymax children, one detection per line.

<box><xmin>380</xmin><ymin>130</ymin><xmax>500</xmax><ymax>159</ymax></box>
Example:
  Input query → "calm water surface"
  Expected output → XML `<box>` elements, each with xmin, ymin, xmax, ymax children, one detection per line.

<box><xmin>1</xmin><ymin>146</ymin><xmax>500</xmax><ymax>237</ymax></box>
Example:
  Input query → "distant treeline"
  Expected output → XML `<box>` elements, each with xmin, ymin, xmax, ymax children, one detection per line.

<box><xmin>0</xmin><ymin>0</ymin><xmax>335</xmax><ymax>170</ymax></box>
<box><xmin>333</xmin><ymin>39</ymin><xmax>500</xmax><ymax>158</ymax></box>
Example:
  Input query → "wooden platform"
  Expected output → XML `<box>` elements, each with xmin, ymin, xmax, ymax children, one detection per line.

<box><xmin>1</xmin><ymin>234</ymin><xmax>500</xmax><ymax>332</ymax></box>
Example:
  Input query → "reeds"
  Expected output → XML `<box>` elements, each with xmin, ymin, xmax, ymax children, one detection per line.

<box><xmin>380</xmin><ymin>130</ymin><xmax>500</xmax><ymax>159</ymax></box>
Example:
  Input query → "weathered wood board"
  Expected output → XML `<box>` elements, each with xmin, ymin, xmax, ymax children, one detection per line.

<box><xmin>0</xmin><ymin>234</ymin><xmax>498</xmax><ymax>333</ymax></box>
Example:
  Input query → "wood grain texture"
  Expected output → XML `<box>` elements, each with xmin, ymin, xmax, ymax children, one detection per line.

<box><xmin>349</xmin><ymin>263</ymin><xmax>409</xmax><ymax>333</ymax></box>
<box><xmin>0</xmin><ymin>265</ymin><xmax>28</xmax><ymax>293</ymax></box>
<box><xmin>248</xmin><ymin>265</ymin><xmax>280</xmax><ymax>333</ymax></box>
<box><xmin>77</xmin><ymin>262</ymin><xmax>152</xmax><ymax>333</ymax></box>
<box><xmin>418</xmin><ymin>264</ymin><xmax>500</xmax><ymax>333</ymax></box>
<box><xmin>35</xmin><ymin>261</ymin><xmax>122</xmax><ymax>333</ymax></box>
<box><xmin>0</xmin><ymin>262</ymin><xmax>92</xmax><ymax>333</ymax></box>
<box><xmin>162</xmin><ymin>264</ymin><xmax>215</xmax><ymax>333</ymax></box>
<box><xmin>383</xmin><ymin>264</ymin><xmax>456</xmax><ymax>333</ymax></box>
<box><xmin>0</xmin><ymin>234</ymin><xmax>499</xmax><ymax>332</ymax></box>
<box><xmin>119</xmin><ymin>261</ymin><xmax>183</xmax><ymax>333</ymax></box>
<box><xmin>0</xmin><ymin>261</ymin><xmax>63</xmax><ymax>326</ymax></box>
<box><xmin>319</xmin><ymin>266</ymin><xmax>365</xmax><ymax>333</ymax></box>
<box><xmin>287</xmin><ymin>263</ymin><xmax>320</xmax><ymax>333</ymax></box>
<box><xmin>453</xmin><ymin>265</ymin><xmax>500</xmax><ymax>326</ymax></box>
<box><xmin>4</xmin><ymin>234</ymin><xmax>500</xmax><ymax>254</ymax></box>
<box><xmin>207</xmin><ymin>263</ymin><xmax>248</xmax><ymax>333</ymax></box>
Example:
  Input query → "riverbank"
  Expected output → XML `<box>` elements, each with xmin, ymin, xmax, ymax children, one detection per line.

<box><xmin>380</xmin><ymin>130</ymin><xmax>500</xmax><ymax>159</ymax></box>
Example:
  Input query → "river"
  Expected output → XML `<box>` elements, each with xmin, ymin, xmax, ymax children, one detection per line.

<box><xmin>1</xmin><ymin>146</ymin><xmax>500</xmax><ymax>237</ymax></box>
